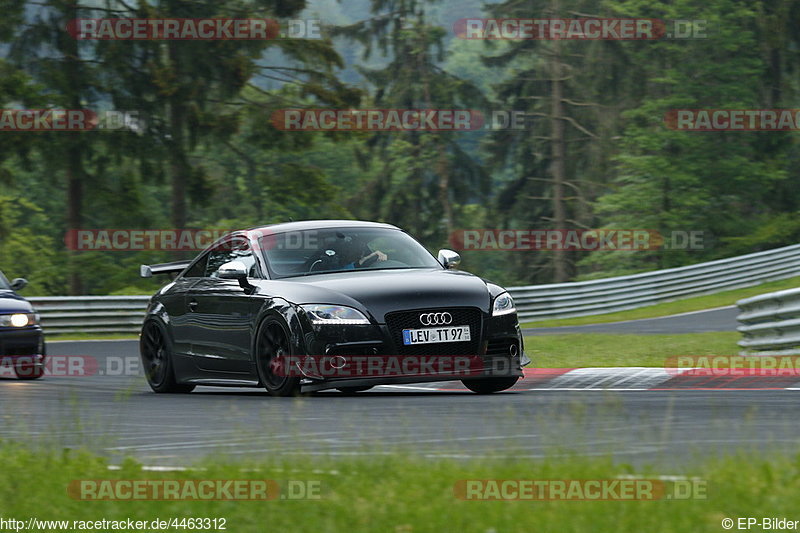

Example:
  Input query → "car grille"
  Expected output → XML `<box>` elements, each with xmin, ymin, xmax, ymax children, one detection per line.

<box><xmin>384</xmin><ymin>307</ymin><xmax>483</xmax><ymax>356</ymax></box>
<box><xmin>0</xmin><ymin>339</ymin><xmax>39</xmax><ymax>356</ymax></box>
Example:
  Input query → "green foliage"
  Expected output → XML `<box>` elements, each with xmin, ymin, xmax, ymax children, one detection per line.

<box><xmin>0</xmin><ymin>195</ymin><xmax>64</xmax><ymax>294</ymax></box>
<box><xmin>2</xmin><ymin>0</ymin><xmax>800</xmax><ymax>293</ymax></box>
<box><xmin>580</xmin><ymin>0</ymin><xmax>799</xmax><ymax>277</ymax></box>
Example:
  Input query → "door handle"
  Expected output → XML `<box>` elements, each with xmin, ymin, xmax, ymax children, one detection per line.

<box><xmin>188</xmin><ymin>300</ymin><xmax>199</xmax><ymax>312</ymax></box>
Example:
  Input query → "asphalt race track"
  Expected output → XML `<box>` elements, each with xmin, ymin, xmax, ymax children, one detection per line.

<box><xmin>1</xmin><ymin>336</ymin><xmax>799</xmax><ymax>470</ymax></box>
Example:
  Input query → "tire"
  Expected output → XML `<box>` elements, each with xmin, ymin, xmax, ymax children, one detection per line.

<box><xmin>336</xmin><ymin>386</ymin><xmax>373</xmax><ymax>394</ymax></box>
<box><xmin>140</xmin><ymin>320</ymin><xmax>195</xmax><ymax>394</ymax></box>
<box><xmin>461</xmin><ymin>377</ymin><xmax>519</xmax><ymax>394</ymax></box>
<box><xmin>14</xmin><ymin>356</ymin><xmax>44</xmax><ymax>380</ymax></box>
<box><xmin>255</xmin><ymin>318</ymin><xmax>301</xmax><ymax>397</ymax></box>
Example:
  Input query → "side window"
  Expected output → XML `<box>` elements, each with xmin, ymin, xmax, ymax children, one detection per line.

<box><xmin>183</xmin><ymin>254</ymin><xmax>209</xmax><ymax>278</ymax></box>
<box><xmin>205</xmin><ymin>238</ymin><xmax>259</xmax><ymax>278</ymax></box>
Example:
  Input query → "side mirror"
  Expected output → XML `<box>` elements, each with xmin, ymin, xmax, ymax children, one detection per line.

<box><xmin>437</xmin><ymin>249</ymin><xmax>461</xmax><ymax>270</ymax></box>
<box><xmin>217</xmin><ymin>261</ymin><xmax>248</xmax><ymax>280</ymax></box>
<box><xmin>10</xmin><ymin>278</ymin><xmax>28</xmax><ymax>291</ymax></box>
<box><xmin>217</xmin><ymin>261</ymin><xmax>256</xmax><ymax>293</ymax></box>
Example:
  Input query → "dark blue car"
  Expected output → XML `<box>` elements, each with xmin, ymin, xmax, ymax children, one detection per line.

<box><xmin>0</xmin><ymin>271</ymin><xmax>45</xmax><ymax>379</ymax></box>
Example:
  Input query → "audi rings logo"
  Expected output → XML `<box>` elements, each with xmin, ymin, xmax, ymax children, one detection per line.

<box><xmin>420</xmin><ymin>312</ymin><xmax>453</xmax><ymax>326</ymax></box>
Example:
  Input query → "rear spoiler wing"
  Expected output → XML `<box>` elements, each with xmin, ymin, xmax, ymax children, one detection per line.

<box><xmin>140</xmin><ymin>260</ymin><xmax>192</xmax><ymax>278</ymax></box>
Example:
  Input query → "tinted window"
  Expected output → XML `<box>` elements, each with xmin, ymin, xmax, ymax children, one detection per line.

<box><xmin>258</xmin><ymin>228</ymin><xmax>441</xmax><ymax>279</ymax></box>
<box><xmin>205</xmin><ymin>238</ymin><xmax>259</xmax><ymax>278</ymax></box>
<box><xmin>183</xmin><ymin>254</ymin><xmax>208</xmax><ymax>278</ymax></box>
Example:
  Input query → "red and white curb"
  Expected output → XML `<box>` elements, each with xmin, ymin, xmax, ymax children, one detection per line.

<box><xmin>520</xmin><ymin>368</ymin><xmax>800</xmax><ymax>391</ymax></box>
<box><xmin>376</xmin><ymin>367</ymin><xmax>800</xmax><ymax>392</ymax></box>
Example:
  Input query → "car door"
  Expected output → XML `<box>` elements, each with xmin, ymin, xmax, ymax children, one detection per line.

<box><xmin>186</xmin><ymin>237</ymin><xmax>260</xmax><ymax>373</ymax></box>
<box><xmin>168</xmin><ymin>253</ymin><xmax>209</xmax><ymax>358</ymax></box>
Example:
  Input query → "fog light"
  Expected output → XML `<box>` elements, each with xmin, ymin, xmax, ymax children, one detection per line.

<box><xmin>509</xmin><ymin>344</ymin><xmax>518</xmax><ymax>357</ymax></box>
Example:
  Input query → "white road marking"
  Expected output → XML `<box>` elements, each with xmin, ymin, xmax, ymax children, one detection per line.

<box><xmin>105</xmin><ymin>431</ymin><xmax>348</xmax><ymax>452</ymax></box>
<box><xmin>374</xmin><ymin>384</ymin><xmax>445</xmax><ymax>391</ymax></box>
<box><xmin>108</xmin><ymin>465</ymin><xmax>191</xmax><ymax>472</ymax></box>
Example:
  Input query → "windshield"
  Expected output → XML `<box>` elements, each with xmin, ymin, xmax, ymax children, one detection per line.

<box><xmin>259</xmin><ymin>227</ymin><xmax>442</xmax><ymax>279</ymax></box>
<box><xmin>0</xmin><ymin>271</ymin><xmax>9</xmax><ymax>290</ymax></box>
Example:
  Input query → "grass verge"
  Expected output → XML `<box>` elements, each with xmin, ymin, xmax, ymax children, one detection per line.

<box><xmin>521</xmin><ymin>276</ymin><xmax>800</xmax><ymax>328</ymax></box>
<box><xmin>524</xmin><ymin>332</ymin><xmax>740</xmax><ymax>367</ymax></box>
<box><xmin>1</xmin><ymin>442</ymin><xmax>798</xmax><ymax>532</ymax></box>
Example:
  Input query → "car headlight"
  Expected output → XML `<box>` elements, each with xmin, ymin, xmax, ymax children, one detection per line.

<box><xmin>492</xmin><ymin>293</ymin><xmax>516</xmax><ymax>316</ymax></box>
<box><xmin>0</xmin><ymin>313</ymin><xmax>38</xmax><ymax>327</ymax></box>
<box><xmin>301</xmin><ymin>304</ymin><xmax>370</xmax><ymax>325</ymax></box>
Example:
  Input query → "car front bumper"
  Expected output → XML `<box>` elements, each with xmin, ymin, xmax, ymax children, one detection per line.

<box><xmin>0</xmin><ymin>326</ymin><xmax>46</xmax><ymax>377</ymax></box>
<box><xmin>0</xmin><ymin>326</ymin><xmax>45</xmax><ymax>356</ymax></box>
<box><xmin>293</xmin><ymin>310</ymin><xmax>529</xmax><ymax>390</ymax></box>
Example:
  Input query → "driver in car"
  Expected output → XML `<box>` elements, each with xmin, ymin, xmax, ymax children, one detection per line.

<box><xmin>337</xmin><ymin>236</ymin><xmax>387</xmax><ymax>269</ymax></box>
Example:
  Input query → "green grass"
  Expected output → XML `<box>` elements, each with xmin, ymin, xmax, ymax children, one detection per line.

<box><xmin>521</xmin><ymin>276</ymin><xmax>800</xmax><ymax>328</ymax></box>
<box><xmin>524</xmin><ymin>332</ymin><xmax>740</xmax><ymax>367</ymax></box>
<box><xmin>2</xmin><ymin>442</ymin><xmax>799</xmax><ymax>532</ymax></box>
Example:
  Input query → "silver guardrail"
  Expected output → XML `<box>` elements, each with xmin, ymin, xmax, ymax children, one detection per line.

<box><xmin>737</xmin><ymin>288</ymin><xmax>800</xmax><ymax>355</ymax></box>
<box><xmin>29</xmin><ymin>296</ymin><xmax>150</xmax><ymax>335</ymax></box>
<box><xmin>509</xmin><ymin>243</ymin><xmax>800</xmax><ymax>321</ymax></box>
<box><xmin>23</xmin><ymin>243</ymin><xmax>800</xmax><ymax>334</ymax></box>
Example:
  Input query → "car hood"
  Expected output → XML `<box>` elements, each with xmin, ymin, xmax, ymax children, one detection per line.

<box><xmin>259</xmin><ymin>268</ymin><xmax>492</xmax><ymax>322</ymax></box>
<box><xmin>0</xmin><ymin>291</ymin><xmax>34</xmax><ymax>314</ymax></box>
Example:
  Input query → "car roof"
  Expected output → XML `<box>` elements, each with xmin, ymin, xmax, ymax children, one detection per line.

<box><xmin>244</xmin><ymin>219</ymin><xmax>401</xmax><ymax>235</ymax></box>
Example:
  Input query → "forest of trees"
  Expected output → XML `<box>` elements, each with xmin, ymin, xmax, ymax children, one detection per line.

<box><xmin>0</xmin><ymin>0</ymin><xmax>799</xmax><ymax>295</ymax></box>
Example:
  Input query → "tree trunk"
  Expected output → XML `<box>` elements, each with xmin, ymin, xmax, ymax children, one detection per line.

<box><xmin>66</xmin><ymin>148</ymin><xmax>83</xmax><ymax>295</ymax></box>
<box><xmin>167</xmin><ymin>42</ymin><xmax>188</xmax><ymax>231</ymax></box>
<box><xmin>169</xmin><ymin>106</ymin><xmax>187</xmax><ymax>231</ymax></box>
<box><xmin>550</xmin><ymin>36</ymin><xmax>569</xmax><ymax>283</ymax></box>
<box><xmin>64</xmin><ymin>1</ymin><xmax>84</xmax><ymax>295</ymax></box>
<box><xmin>436</xmin><ymin>146</ymin><xmax>453</xmax><ymax>241</ymax></box>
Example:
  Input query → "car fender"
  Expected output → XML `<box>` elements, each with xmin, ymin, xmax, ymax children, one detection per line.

<box><xmin>250</xmin><ymin>298</ymin><xmax>306</xmax><ymax>364</ymax></box>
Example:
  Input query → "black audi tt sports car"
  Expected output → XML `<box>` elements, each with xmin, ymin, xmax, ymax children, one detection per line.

<box><xmin>139</xmin><ymin>220</ymin><xmax>530</xmax><ymax>395</ymax></box>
